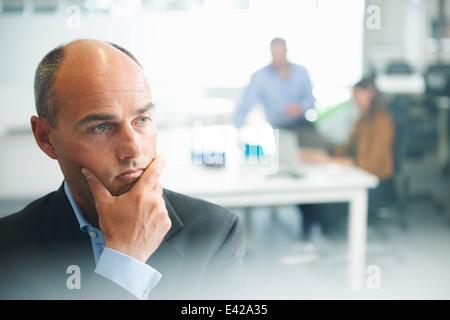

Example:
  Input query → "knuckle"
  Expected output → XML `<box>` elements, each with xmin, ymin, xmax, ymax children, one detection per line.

<box><xmin>136</xmin><ymin>191</ymin><xmax>149</xmax><ymax>202</ymax></box>
<box><xmin>162</xmin><ymin>214</ymin><xmax>171</xmax><ymax>231</ymax></box>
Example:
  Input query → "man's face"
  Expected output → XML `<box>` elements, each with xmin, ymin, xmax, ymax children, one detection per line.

<box><xmin>48</xmin><ymin>43</ymin><xmax>157</xmax><ymax>206</ymax></box>
<box><xmin>270</xmin><ymin>42</ymin><xmax>288</xmax><ymax>68</ymax></box>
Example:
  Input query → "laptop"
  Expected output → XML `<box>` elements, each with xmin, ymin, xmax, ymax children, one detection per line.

<box><xmin>273</xmin><ymin>129</ymin><xmax>306</xmax><ymax>178</ymax></box>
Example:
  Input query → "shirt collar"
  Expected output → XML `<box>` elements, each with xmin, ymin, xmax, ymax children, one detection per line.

<box><xmin>64</xmin><ymin>181</ymin><xmax>105</xmax><ymax>265</ymax></box>
<box><xmin>64</xmin><ymin>180</ymin><xmax>90</xmax><ymax>233</ymax></box>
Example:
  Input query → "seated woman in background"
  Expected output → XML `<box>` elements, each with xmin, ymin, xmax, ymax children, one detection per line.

<box><xmin>298</xmin><ymin>77</ymin><xmax>395</xmax><ymax>253</ymax></box>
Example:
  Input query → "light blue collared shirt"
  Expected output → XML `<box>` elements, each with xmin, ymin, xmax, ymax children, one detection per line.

<box><xmin>64</xmin><ymin>181</ymin><xmax>161</xmax><ymax>299</ymax></box>
<box><xmin>236</xmin><ymin>63</ymin><xmax>315</xmax><ymax>128</ymax></box>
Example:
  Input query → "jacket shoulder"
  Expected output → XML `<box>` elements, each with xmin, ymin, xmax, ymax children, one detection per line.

<box><xmin>163</xmin><ymin>188</ymin><xmax>240</xmax><ymax>226</ymax></box>
<box><xmin>0</xmin><ymin>192</ymin><xmax>56</xmax><ymax>241</ymax></box>
<box><xmin>162</xmin><ymin>188</ymin><xmax>244</xmax><ymax>251</ymax></box>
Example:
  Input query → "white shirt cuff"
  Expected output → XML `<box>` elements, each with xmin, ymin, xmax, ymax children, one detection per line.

<box><xmin>94</xmin><ymin>248</ymin><xmax>161</xmax><ymax>300</ymax></box>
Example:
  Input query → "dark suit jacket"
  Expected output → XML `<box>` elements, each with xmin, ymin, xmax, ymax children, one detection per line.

<box><xmin>0</xmin><ymin>184</ymin><xmax>245</xmax><ymax>300</ymax></box>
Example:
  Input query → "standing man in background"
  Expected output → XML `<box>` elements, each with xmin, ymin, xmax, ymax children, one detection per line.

<box><xmin>235</xmin><ymin>37</ymin><xmax>329</xmax><ymax>150</ymax></box>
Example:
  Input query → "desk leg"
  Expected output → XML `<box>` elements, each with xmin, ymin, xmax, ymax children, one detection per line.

<box><xmin>244</xmin><ymin>207</ymin><xmax>252</xmax><ymax>250</ymax></box>
<box><xmin>348</xmin><ymin>189</ymin><xmax>368</xmax><ymax>290</ymax></box>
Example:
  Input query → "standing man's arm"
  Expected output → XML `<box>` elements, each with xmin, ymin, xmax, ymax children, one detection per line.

<box><xmin>284</xmin><ymin>67</ymin><xmax>315</xmax><ymax>120</ymax></box>
<box><xmin>299</xmin><ymin>67</ymin><xmax>315</xmax><ymax>111</ymax></box>
<box><xmin>235</xmin><ymin>73</ymin><xmax>262</xmax><ymax>128</ymax></box>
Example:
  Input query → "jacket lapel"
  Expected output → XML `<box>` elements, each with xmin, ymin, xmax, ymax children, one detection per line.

<box><xmin>146</xmin><ymin>190</ymin><xmax>185</xmax><ymax>299</ymax></box>
<box><xmin>36</xmin><ymin>184</ymin><xmax>95</xmax><ymax>298</ymax></box>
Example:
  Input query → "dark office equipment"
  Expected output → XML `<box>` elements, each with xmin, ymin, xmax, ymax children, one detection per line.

<box><xmin>386</xmin><ymin>96</ymin><xmax>412</xmax><ymax>230</ymax></box>
<box><xmin>385</xmin><ymin>61</ymin><xmax>413</xmax><ymax>75</ymax></box>
<box><xmin>390</xmin><ymin>93</ymin><xmax>446</xmax><ymax>219</ymax></box>
<box><xmin>374</xmin><ymin>92</ymin><xmax>446</xmax><ymax>231</ymax></box>
<box><xmin>424</xmin><ymin>64</ymin><xmax>450</xmax><ymax>97</ymax></box>
<box><xmin>424</xmin><ymin>63</ymin><xmax>450</xmax><ymax>169</ymax></box>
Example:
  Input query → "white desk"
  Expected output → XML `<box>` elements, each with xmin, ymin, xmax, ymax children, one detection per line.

<box><xmin>159</xmin><ymin>154</ymin><xmax>379</xmax><ymax>290</ymax></box>
<box><xmin>157</xmin><ymin>126</ymin><xmax>379</xmax><ymax>290</ymax></box>
<box><xmin>375</xmin><ymin>73</ymin><xmax>425</xmax><ymax>95</ymax></box>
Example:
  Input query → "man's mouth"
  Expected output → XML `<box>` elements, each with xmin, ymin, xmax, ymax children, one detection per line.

<box><xmin>116</xmin><ymin>169</ymin><xmax>144</xmax><ymax>181</ymax></box>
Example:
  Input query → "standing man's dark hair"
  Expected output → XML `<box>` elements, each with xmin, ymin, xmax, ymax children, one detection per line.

<box><xmin>270</xmin><ymin>37</ymin><xmax>286</xmax><ymax>47</ymax></box>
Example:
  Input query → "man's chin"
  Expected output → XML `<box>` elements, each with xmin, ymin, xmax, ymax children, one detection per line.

<box><xmin>111</xmin><ymin>178</ymin><xmax>139</xmax><ymax>197</ymax></box>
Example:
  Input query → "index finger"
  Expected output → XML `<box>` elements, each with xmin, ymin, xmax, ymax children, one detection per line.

<box><xmin>133</xmin><ymin>155</ymin><xmax>166</xmax><ymax>192</ymax></box>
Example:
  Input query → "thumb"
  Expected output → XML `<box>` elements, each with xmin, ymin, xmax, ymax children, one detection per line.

<box><xmin>81</xmin><ymin>168</ymin><xmax>112</xmax><ymax>201</ymax></box>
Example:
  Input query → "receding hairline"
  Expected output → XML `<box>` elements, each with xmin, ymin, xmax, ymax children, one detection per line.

<box><xmin>60</xmin><ymin>39</ymin><xmax>143</xmax><ymax>69</ymax></box>
<box><xmin>34</xmin><ymin>39</ymin><xmax>144</xmax><ymax>128</ymax></box>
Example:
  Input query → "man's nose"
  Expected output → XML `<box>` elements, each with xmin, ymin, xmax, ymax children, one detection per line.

<box><xmin>116</xmin><ymin>125</ymin><xmax>142</xmax><ymax>160</ymax></box>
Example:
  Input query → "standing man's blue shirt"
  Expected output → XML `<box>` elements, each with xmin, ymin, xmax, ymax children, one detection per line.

<box><xmin>236</xmin><ymin>63</ymin><xmax>315</xmax><ymax>128</ymax></box>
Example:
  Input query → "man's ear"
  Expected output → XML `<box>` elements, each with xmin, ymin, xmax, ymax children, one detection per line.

<box><xmin>30</xmin><ymin>116</ymin><xmax>58</xmax><ymax>160</ymax></box>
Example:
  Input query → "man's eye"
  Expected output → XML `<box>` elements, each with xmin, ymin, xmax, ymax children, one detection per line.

<box><xmin>93</xmin><ymin>124</ymin><xmax>107</xmax><ymax>133</ymax></box>
<box><xmin>137</xmin><ymin>117</ymin><xmax>149</xmax><ymax>125</ymax></box>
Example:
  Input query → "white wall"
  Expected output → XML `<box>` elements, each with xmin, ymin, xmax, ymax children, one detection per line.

<box><xmin>0</xmin><ymin>1</ymin><xmax>365</xmax><ymax>133</ymax></box>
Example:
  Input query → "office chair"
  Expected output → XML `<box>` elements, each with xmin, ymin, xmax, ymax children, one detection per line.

<box><xmin>424</xmin><ymin>63</ymin><xmax>450</xmax><ymax>97</ymax></box>
<box><xmin>424</xmin><ymin>63</ymin><xmax>450</xmax><ymax>165</ymax></box>
<box><xmin>388</xmin><ymin>96</ymin><xmax>412</xmax><ymax>230</ymax></box>
<box><xmin>368</xmin><ymin>96</ymin><xmax>411</xmax><ymax>231</ymax></box>
<box><xmin>424</xmin><ymin>63</ymin><xmax>450</xmax><ymax>225</ymax></box>
<box><xmin>389</xmin><ymin>93</ymin><xmax>445</xmax><ymax>219</ymax></box>
<box><xmin>385</xmin><ymin>61</ymin><xmax>413</xmax><ymax>75</ymax></box>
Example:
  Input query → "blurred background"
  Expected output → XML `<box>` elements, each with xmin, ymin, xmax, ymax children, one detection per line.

<box><xmin>1</xmin><ymin>0</ymin><xmax>450</xmax><ymax>299</ymax></box>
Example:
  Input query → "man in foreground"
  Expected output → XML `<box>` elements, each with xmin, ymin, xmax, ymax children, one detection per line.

<box><xmin>0</xmin><ymin>39</ymin><xmax>245</xmax><ymax>300</ymax></box>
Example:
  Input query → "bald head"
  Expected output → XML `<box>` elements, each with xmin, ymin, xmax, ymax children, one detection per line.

<box><xmin>60</xmin><ymin>39</ymin><xmax>142</xmax><ymax>77</ymax></box>
<box><xmin>34</xmin><ymin>39</ymin><xmax>143</xmax><ymax>128</ymax></box>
